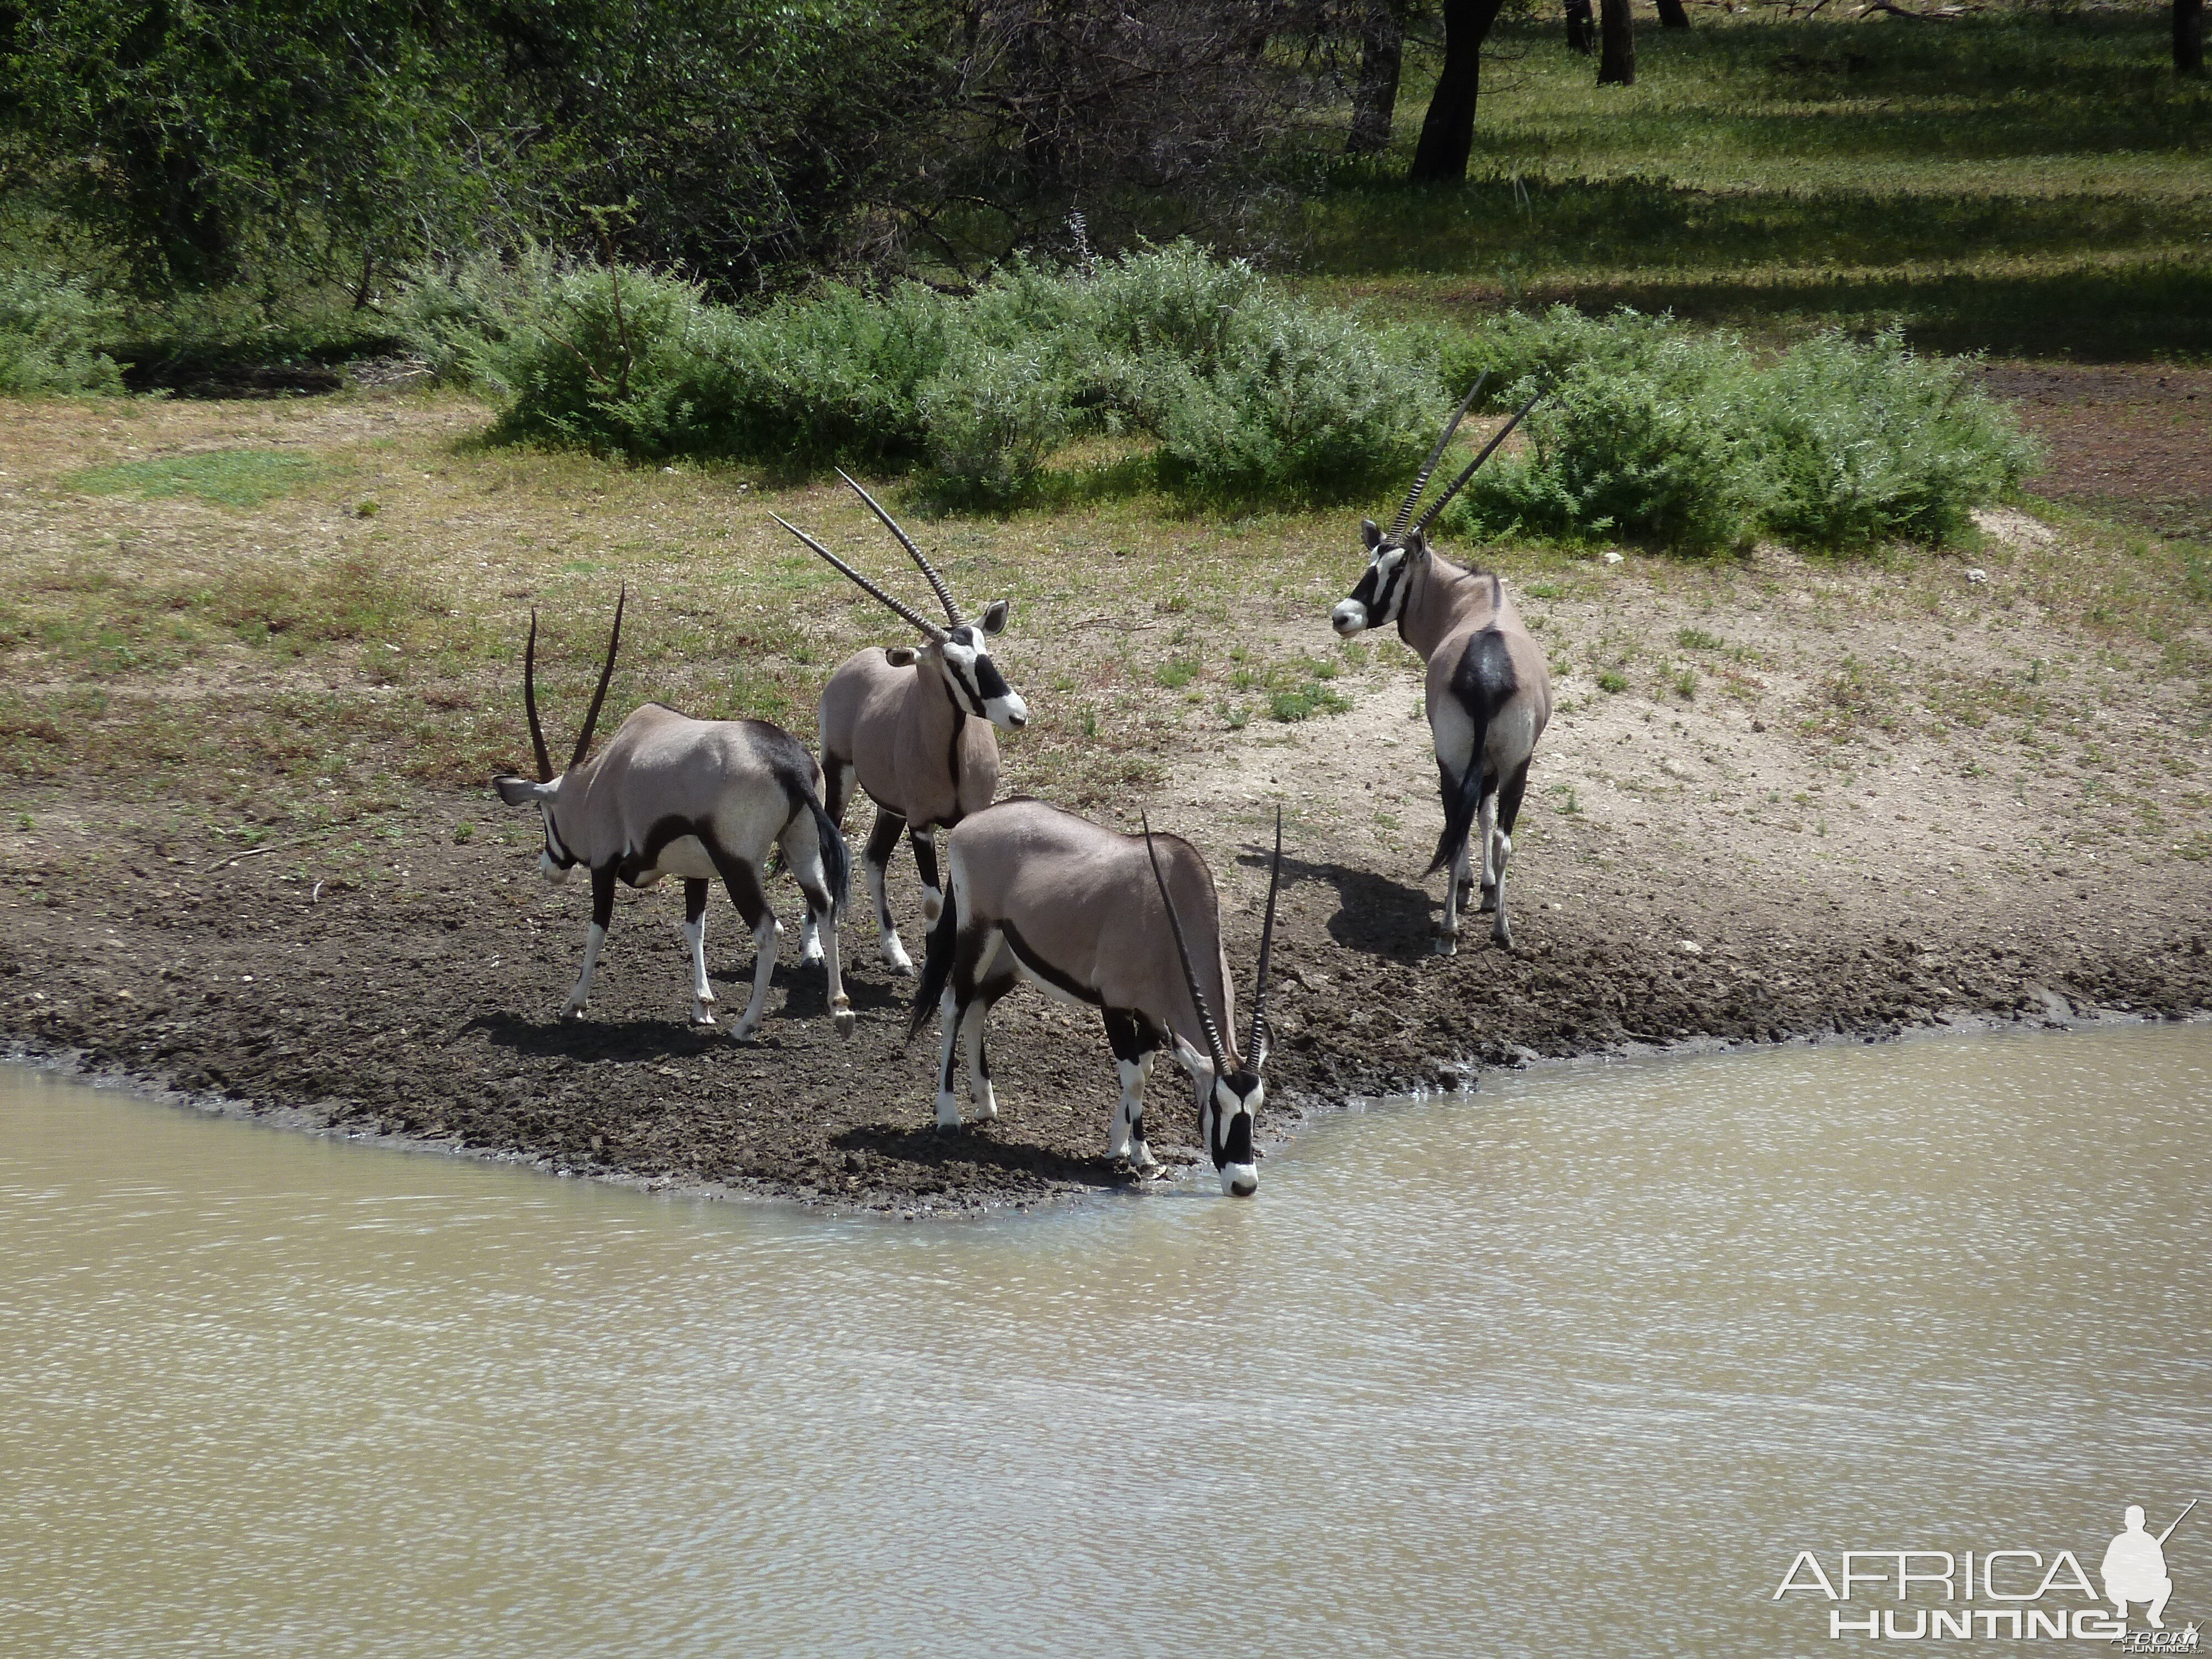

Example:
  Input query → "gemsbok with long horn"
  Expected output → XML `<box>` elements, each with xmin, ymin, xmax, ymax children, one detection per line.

<box><xmin>772</xmin><ymin>472</ymin><xmax>1028</xmax><ymax>977</ymax></box>
<box><xmin>492</xmin><ymin>589</ymin><xmax>854</xmax><ymax>1040</ymax></box>
<box><xmin>910</xmin><ymin>800</ymin><xmax>1282</xmax><ymax>1198</ymax></box>
<box><xmin>1331</xmin><ymin>378</ymin><xmax>1552</xmax><ymax>953</ymax></box>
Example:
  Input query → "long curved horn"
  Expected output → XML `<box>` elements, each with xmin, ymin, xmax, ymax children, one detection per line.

<box><xmin>567</xmin><ymin>585</ymin><xmax>625</xmax><ymax>774</ymax></box>
<box><xmin>771</xmin><ymin>514</ymin><xmax>948</xmax><ymax>643</ymax></box>
<box><xmin>1142</xmin><ymin>813</ymin><xmax>1229</xmax><ymax>1080</ymax></box>
<box><xmin>836</xmin><ymin>468</ymin><xmax>963</xmax><ymax>628</ymax></box>
<box><xmin>1415</xmin><ymin>380</ymin><xmax>1547</xmax><ymax>536</ymax></box>
<box><xmin>1391</xmin><ymin>374</ymin><xmax>1488</xmax><ymax>538</ymax></box>
<box><xmin>1248</xmin><ymin>806</ymin><xmax>1283</xmax><ymax>1073</ymax></box>
<box><xmin>523</xmin><ymin>608</ymin><xmax>552</xmax><ymax>782</ymax></box>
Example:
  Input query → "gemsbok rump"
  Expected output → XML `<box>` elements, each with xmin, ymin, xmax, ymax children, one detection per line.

<box><xmin>772</xmin><ymin>473</ymin><xmax>1029</xmax><ymax>977</ymax></box>
<box><xmin>492</xmin><ymin>590</ymin><xmax>853</xmax><ymax>1040</ymax></box>
<box><xmin>1331</xmin><ymin>379</ymin><xmax>1552</xmax><ymax>952</ymax></box>
<box><xmin>911</xmin><ymin>800</ymin><xmax>1283</xmax><ymax>1198</ymax></box>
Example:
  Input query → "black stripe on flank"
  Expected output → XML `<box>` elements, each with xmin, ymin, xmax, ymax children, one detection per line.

<box><xmin>998</xmin><ymin>919</ymin><xmax>1104</xmax><ymax>1008</ymax></box>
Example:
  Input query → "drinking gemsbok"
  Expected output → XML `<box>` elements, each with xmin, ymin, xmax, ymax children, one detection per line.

<box><xmin>772</xmin><ymin>473</ymin><xmax>1028</xmax><ymax>976</ymax></box>
<box><xmin>911</xmin><ymin>800</ymin><xmax>1283</xmax><ymax>1198</ymax></box>
<box><xmin>1331</xmin><ymin>379</ymin><xmax>1552</xmax><ymax>952</ymax></box>
<box><xmin>492</xmin><ymin>589</ymin><xmax>853</xmax><ymax>1040</ymax></box>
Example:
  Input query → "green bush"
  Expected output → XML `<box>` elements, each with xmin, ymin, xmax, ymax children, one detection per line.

<box><xmin>1438</xmin><ymin>309</ymin><xmax>2035</xmax><ymax>552</ymax></box>
<box><xmin>0</xmin><ymin>271</ymin><xmax>126</xmax><ymax>395</ymax></box>
<box><xmin>1741</xmin><ymin>328</ymin><xmax>2041</xmax><ymax>549</ymax></box>
<box><xmin>397</xmin><ymin>242</ymin><xmax>1444</xmax><ymax>500</ymax></box>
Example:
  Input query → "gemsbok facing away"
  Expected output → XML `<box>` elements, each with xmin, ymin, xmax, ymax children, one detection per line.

<box><xmin>772</xmin><ymin>473</ymin><xmax>1029</xmax><ymax>977</ymax></box>
<box><xmin>911</xmin><ymin>800</ymin><xmax>1283</xmax><ymax>1198</ymax></box>
<box><xmin>492</xmin><ymin>590</ymin><xmax>853</xmax><ymax>1040</ymax></box>
<box><xmin>1331</xmin><ymin>379</ymin><xmax>1552</xmax><ymax>953</ymax></box>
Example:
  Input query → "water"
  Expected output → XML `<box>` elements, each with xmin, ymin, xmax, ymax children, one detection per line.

<box><xmin>4</xmin><ymin>1026</ymin><xmax>2209</xmax><ymax>1658</ymax></box>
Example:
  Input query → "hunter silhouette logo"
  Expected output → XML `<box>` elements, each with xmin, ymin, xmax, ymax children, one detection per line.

<box><xmin>1773</xmin><ymin>1498</ymin><xmax>2201</xmax><ymax>1642</ymax></box>
<box><xmin>2106</xmin><ymin>1501</ymin><xmax>2194</xmax><ymax>1630</ymax></box>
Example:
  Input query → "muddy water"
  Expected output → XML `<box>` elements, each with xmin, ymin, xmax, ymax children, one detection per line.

<box><xmin>4</xmin><ymin>1026</ymin><xmax>2209</xmax><ymax>1658</ymax></box>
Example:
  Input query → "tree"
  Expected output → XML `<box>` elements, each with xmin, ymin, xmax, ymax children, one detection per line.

<box><xmin>1345</xmin><ymin>0</ymin><xmax>1405</xmax><ymax>153</ymax></box>
<box><xmin>1565</xmin><ymin>0</ymin><xmax>1595</xmax><ymax>54</ymax></box>
<box><xmin>1598</xmin><ymin>0</ymin><xmax>1635</xmax><ymax>85</ymax></box>
<box><xmin>1408</xmin><ymin>0</ymin><xmax>1510</xmax><ymax>184</ymax></box>
<box><xmin>2180</xmin><ymin>0</ymin><xmax>2205</xmax><ymax>76</ymax></box>
<box><xmin>1656</xmin><ymin>0</ymin><xmax>1691</xmax><ymax>28</ymax></box>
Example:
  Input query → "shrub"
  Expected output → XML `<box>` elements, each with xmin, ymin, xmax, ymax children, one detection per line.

<box><xmin>0</xmin><ymin>270</ymin><xmax>126</xmax><ymax>395</ymax></box>
<box><xmin>1741</xmin><ymin>328</ymin><xmax>2041</xmax><ymax>549</ymax></box>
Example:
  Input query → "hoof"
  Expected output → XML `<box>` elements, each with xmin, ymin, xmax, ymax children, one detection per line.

<box><xmin>1430</xmin><ymin>932</ymin><xmax>1458</xmax><ymax>958</ymax></box>
<box><xmin>728</xmin><ymin>1020</ymin><xmax>760</xmax><ymax>1044</ymax></box>
<box><xmin>690</xmin><ymin>1008</ymin><xmax>718</xmax><ymax>1027</ymax></box>
<box><xmin>800</xmin><ymin>943</ymin><xmax>825</xmax><ymax>967</ymax></box>
<box><xmin>974</xmin><ymin>1092</ymin><xmax>998</xmax><ymax>1122</ymax></box>
<box><xmin>832</xmin><ymin>1005</ymin><xmax>856</xmax><ymax>1039</ymax></box>
<box><xmin>1491</xmin><ymin>927</ymin><xmax>1514</xmax><ymax>951</ymax></box>
<box><xmin>1479</xmin><ymin>887</ymin><xmax>1498</xmax><ymax>914</ymax></box>
<box><xmin>881</xmin><ymin>947</ymin><xmax>916</xmax><ymax>978</ymax></box>
<box><xmin>560</xmin><ymin>1004</ymin><xmax>588</xmax><ymax>1022</ymax></box>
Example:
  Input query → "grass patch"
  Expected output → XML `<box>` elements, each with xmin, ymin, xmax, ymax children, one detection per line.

<box><xmin>69</xmin><ymin>450</ymin><xmax>327</xmax><ymax>509</ymax></box>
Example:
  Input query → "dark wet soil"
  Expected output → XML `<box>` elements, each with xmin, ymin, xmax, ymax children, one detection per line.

<box><xmin>5</xmin><ymin>792</ymin><xmax>2206</xmax><ymax>1214</ymax></box>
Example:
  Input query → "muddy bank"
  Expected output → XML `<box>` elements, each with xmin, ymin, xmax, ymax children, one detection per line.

<box><xmin>4</xmin><ymin>789</ymin><xmax>2207</xmax><ymax>1215</ymax></box>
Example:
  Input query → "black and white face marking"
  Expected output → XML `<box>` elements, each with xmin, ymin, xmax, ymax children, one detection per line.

<box><xmin>1332</xmin><ymin>519</ymin><xmax>1422</xmax><ymax>638</ymax></box>
<box><xmin>936</xmin><ymin>606</ymin><xmax>1028</xmax><ymax>731</ymax></box>
<box><xmin>1198</xmin><ymin>1066</ymin><xmax>1264</xmax><ymax>1198</ymax></box>
<box><xmin>494</xmin><ymin>774</ymin><xmax>576</xmax><ymax>884</ymax></box>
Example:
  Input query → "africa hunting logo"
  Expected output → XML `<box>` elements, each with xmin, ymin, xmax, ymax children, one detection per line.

<box><xmin>1774</xmin><ymin>1500</ymin><xmax>2199</xmax><ymax>1645</ymax></box>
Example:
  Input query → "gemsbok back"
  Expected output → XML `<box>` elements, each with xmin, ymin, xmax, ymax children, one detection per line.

<box><xmin>911</xmin><ymin>799</ymin><xmax>1283</xmax><ymax>1198</ymax></box>
<box><xmin>772</xmin><ymin>473</ymin><xmax>1028</xmax><ymax>977</ymax></box>
<box><xmin>1331</xmin><ymin>379</ymin><xmax>1552</xmax><ymax>952</ymax></box>
<box><xmin>492</xmin><ymin>589</ymin><xmax>853</xmax><ymax>1040</ymax></box>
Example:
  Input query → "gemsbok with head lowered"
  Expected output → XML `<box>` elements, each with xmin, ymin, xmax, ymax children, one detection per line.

<box><xmin>911</xmin><ymin>799</ymin><xmax>1283</xmax><ymax>1198</ymax></box>
<box><xmin>772</xmin><ymin>474</ymin><xmax>1029</xmax><ymax>977</ymax></box>
<box><xmin>1331</xmin><ymin>378</ymin><xmax>1552</xmax><ymax>952</ymax></box>
<box><xmin>492</xmin><ymin>589</ymin><xmax>853</xmax><ymax>1040</ymax></box>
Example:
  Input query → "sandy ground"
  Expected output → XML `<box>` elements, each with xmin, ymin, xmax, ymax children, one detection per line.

<box><xmin>4</xmin><ymin>370</ymin><xmax>2209</xmax><ymax>1212</ymax></box>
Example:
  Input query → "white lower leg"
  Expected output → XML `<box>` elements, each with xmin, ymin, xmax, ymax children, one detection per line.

<box><xmin>729</xmin><ymin>915</ymin><xmax>780</xmax><ymax>1040</ymax></box>
<box><xmin>683</xmin><ymin>917</ymin><xmax>717</xmax><ymax>1024</ymax></box>
<box><xmin>868</xmin><ymin>857</ymin><xmax>912</xmax><ymax>975</ymax></box>
<box><xmin>564</xmin><ymin>922</ymin><xmax>607</xmax><ymax>1018</ymax></box>
<box><xmin>818</xmin><ymin>903</ymin><xmax>853</xmax><ymax>1038</ymax></box>
<box><xmin>1491</xmin><ymin>827</ymin><xmax>1515</xmax><ymax>946</ymax></box>
<box><xmin>1478</xmin><ymin>793</ymin><xmax>1499</xmax><ymax>905</ymax></box>
<box><xmin>961</xmin><ymin>1003</ymin><xmax>996</xmax><ymax>1120</ymax></box>
<box><xmin>934</xmin><ymin>989</ymin><xmax>963</xmax><ymax>1128</ymax></box>
<box><xmin>1434</xmin><ymin>856</ymin><xmax>1461</xmax><ymax>956</ymax></box>
<box><xmin>799</xmin><ymin>912</ymin><xmax>823</xmax><ymax>966</ymax></box>
<box><xmin>1113</xmin><ymin>1052</ymin><xmax>1159</xmax><ymax>1168</ymax></box>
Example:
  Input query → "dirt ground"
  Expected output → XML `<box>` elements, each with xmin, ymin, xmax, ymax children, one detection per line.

<box><xmin>4</xmin><ymin>367</ymin><xmax>2209</xmax><ymax>1213</ymax></box>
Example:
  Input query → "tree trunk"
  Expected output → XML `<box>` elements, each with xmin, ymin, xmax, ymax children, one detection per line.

<box><xmin>1347</xmin><ymin>0</ymin><xmax>1405</xmax><ymax>154</ymax></box>
<box><xmin>1598</xmin><ymin>0</ymin><xmax>1636</xmax><ymax>85</ymax></box>
<box><xmin>1656</xmin><ymin>0</ymin><xmax>1691</xmax><ymax>27</ymax></box>
<box><xmin>2180</xmin><ymin>0</ymin><xmax>2206</xmax><ymax>75</ymax></box>
<box><xmin>1565</xmin><ymin>0</ymin><xmax>1595</xmax><ymax>55</ymax></box>
<box><xmin>1409</xmin><ymin>0</ymin><xmax>1509</xmax><ymax>183</ymax></box>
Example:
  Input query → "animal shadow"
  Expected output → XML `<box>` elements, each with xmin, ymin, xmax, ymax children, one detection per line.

<box><xmin>1228</xmin><ymin>844</ymin><xmax>1434</xmax><ymax>961</ymax></box>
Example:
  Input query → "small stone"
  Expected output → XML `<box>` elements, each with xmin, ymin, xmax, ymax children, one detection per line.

<box><xmin>1603</xmin><ymin>551</ymin><xmax>1624</xmax><ymax>566</ymax></box>
<box><xmin>1965</xmin><ymin>567</ymin><xmax>1988</xmax><ymax>584</ymax></box>
<box><xmin>1678</xmin><ymin>940</ymin><xmax>1703</xmax><ymax>956</ymax></box>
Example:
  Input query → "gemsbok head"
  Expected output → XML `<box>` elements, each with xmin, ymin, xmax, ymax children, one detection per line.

<box><xmin>492</xmin><ymin>589</ymin><xmax>853</xmax><ymax>1040</ymax></box>
<box><xmin>911</xmin><ymin>799</ymin><xmax>1282</xmax><ymax>1198</ymax></box>
<box><xmin>1331</xmin><ymin>378</ymin><xmax>1553</xmax><ymax>953</ymax></box>
<box><xmin>774</xmin><ymin>472</ymin><xmax>1028</xmax><ymax>978</ymax></box>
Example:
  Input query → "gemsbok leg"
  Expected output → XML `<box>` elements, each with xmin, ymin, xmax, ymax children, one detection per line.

<box><xmin>908</xmin><ymin>826</ymin><xmax>942</xmax><ymax>926</ymax></box>
<box><xmin>863</xmin><ymin>806</ymin><xmax>915</xmax><ymax>975</ymax></box>
<box><xmin>682</xmin><ymin>877</ymin><xmax>717</xmax><ymax>1025</ymax></box>
<box><xmin>778</xmin><ymin>808</ymin><xmax>855</xmax><ymax>1038</ymax></box>
<box><xmin>565</xmin><ymin>864</ymin><xmax>620</xmax><ymax>1019</ymax></box>
<box><xmin>933</xmin><ymin>925</ymin><xmax>1016</xmax><ymax>1127</ymax></box>
<box><xmin>1488</xmin><ymin>759</ymin><xmax>1532</xmax><ymax>949</ymax></box>
<box><xmin>708</xmin><ymin>849</ymin><xmax>781</xmax><ymax>1041</ymax></box>
<box><xmin>1101</xmin><ymin>1010</ymin><xmax>1161</xmax><ymax>1171</ymax></box>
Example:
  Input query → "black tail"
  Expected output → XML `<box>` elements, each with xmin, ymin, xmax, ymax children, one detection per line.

<box><xmin>807</xmin><ymin>797</ymin><xmax>851</xmax><ymax>915</ymax></box>
<box><xmin>1428</xmin><ymin>734</ymin><xmax>1488</xmax><ymax>878</ymax></box>
<box><xmin>909</xmin><ymin>877</ymin><xmax>958</xmax><ymax>1044</ymax></box>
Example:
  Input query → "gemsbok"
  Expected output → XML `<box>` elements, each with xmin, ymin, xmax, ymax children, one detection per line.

<box><xmin>771</xmin><ymin>473</ymin><xmax>1028</xmax><ymax>977</ymax></box>
<box><xmin>910</xmin><ymin>800</ymin><xmax>1283</xmax><ymax>1198</ymax></box>
<box><xmin>1331</xmin><ymin>379</ymin><xmax>1552</xmax><ymax>952</ymax></box>
<box><xmin>492</xmin><ymin>589</ymin><xmax>854</xmax><ymax>1040</ymax></box>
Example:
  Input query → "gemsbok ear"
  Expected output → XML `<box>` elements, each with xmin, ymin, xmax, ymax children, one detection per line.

<box><xmin>885</xmin><ymin>645</ymin><xmax>919</xmax><ymax>667</ymax></box>
<box><xmin>494</xmin><ymin>775</ymin><xmax>554</xmax><ymax>807</ymax></box>
<box><xmin>1170</xmin><ymin>1032</ymin><xmax>1214</xmax><ymax>1082</ymax></box>
<box><xmin>979</xmin><ymin>599</ymin><xmax>1010</xmax><ymax>637</ymax></box>
<box><xmin>1361</xmin><ymin>517</ymin><xmax>1383</xmax><ymax>551</ymax></box>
